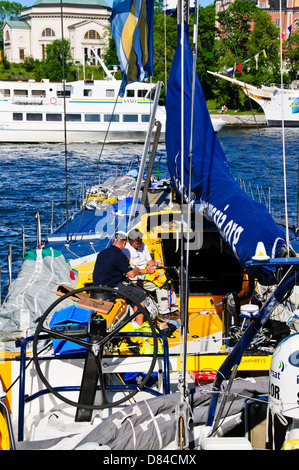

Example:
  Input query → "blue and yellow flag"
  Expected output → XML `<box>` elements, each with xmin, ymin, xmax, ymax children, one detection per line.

<box><xmin>111</xmin><ymin>0</ymin><xmax>154</xmax><ymax>96</ymax></box>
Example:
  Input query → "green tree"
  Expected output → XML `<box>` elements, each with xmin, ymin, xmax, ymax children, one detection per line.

<box><xmin>103</xmin><ymin>27</ymin><xmax>122</xmax><ymax>80</ymax></box>
<box><xmin>213</xmin><ymin>0</ymin><xmax>282</xmax><ymax>109</ymax></box>
<box><xmin>152</xmin><ymin>2</ymin><xmax>217</xmax><ymax>103</ymax></box>
<box><xmin>285</xmin><ymin>31</ymin><xmax>299</xmax><ymax>83</ymax></box>
<box><xmin>217</xmin><ymin>0</ymin><xmax>256</xmax><ymax>59</ymax></box>
<box><xmin>0</xmin><ymin>0</ymin><xmax>24</xmax><ymax>46</ymax></box>
<box><xmin>152</xmin><ymin>2</ymin><xmax>177</xmax><ymax>103</ymax></box>
<box><xmin>35</xmin><ymin>39</ymin><xmax>76</xmax><ymax>81</ymax></box>
<box><xmin>247</xmin><ymin>9</ymin><xmax>281</xmax><ymax>88</ymax></box>
<box><xmin>196</xmin><ymin>5</ymin><xmax>217</xmax><ymax>100</ymax></box>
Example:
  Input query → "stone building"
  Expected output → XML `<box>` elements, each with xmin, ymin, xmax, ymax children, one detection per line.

<box><xmin>3</xmin><ymin>0</ymin><xmax>112</xmax><ymax>64</ymax></box>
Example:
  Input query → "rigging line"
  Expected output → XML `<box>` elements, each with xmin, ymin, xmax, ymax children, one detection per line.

<box><xmin>280</xmin><ymin>0</ymin><xmax>290</xmax><ymax>250</ymax></box>
<box><xmin>219</xmin><ymin>0</ymin><xmax>284</xmax><ymax>216</ymax></box>
<box><xmin>164</xmin><ymin>6</ymin><xmax>168</xmax><ymax>90</ymax></box>
<box><xmin>74</xmin><ymin>0</ymin><xmax>148</xmax><ymax>242</ymax></box>
<box><xmin>185</xmin><ymin>2</ymin><xmax>199</xmax><ymax>299</ymax></box>
<box><xmin>60</xmin><ymin>0</ymin><xmax>69</xmax><ymax>242</ymax></box>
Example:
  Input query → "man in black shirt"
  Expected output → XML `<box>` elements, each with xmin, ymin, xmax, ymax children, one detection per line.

<box><xmin>93</xmin><ymin>231</ymin><xmax>155</xmax><ymax>326</ymax></box>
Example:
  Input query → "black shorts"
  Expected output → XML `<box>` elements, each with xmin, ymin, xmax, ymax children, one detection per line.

<box><xmin>114</xmin><ymin>282</ymin><xmax>146</xmax><ymax>306</ymax></box>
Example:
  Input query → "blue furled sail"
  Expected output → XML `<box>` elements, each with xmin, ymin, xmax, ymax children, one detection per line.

<box><xmin>166</xmin><ymin>24</ymin><xmax>287</xmax><ymax>286</ymax></box>
<box><xmin>111</xmin><ymin>0</ymin><xmax>154</xmax><ymax>97</ymax></box>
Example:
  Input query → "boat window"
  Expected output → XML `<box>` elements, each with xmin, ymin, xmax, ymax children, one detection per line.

<box><xmin>32</xmin><ymin>90</ymin><xmax>46</xmax><ymax>97</ymax></box>
<box><xmin>26</xmin><ymin>113</ymin><xmax>43</xmax><ymax>121</ymax></box>
<box><xmin>84</xmin><ymin>89</ymin><xmax>92</xmax><ymax>97</ymax></box>
<box><xmin>13</xmin><ymin>113</ymin><xmax>23</xmax><ymax>121</ymax></box>
<box><xmin>14</xmin><ymin>90</ymin><xmax>28</xmax><ymax>96</ymax></box>
<box><xmin>46</xmin><ymin>114</ymin><xmax>62</xmax><ymax>121</ymax></box>
<box><xmin>138</xmin><ymin>90</ymin><xmax>148</xmax><ymax>98</ymax></box>
<box><xmin>57</xmin><ymin>90</ymin><xmax>71</xmax><ymax>98</ymax></box>
<box><xmin>142</xmin><ymin>115</ymin><xmax>150</xmax><ymax>122</ymax></box>
<box><xmin>85</xmin><ymin>114</ymin><xmax>101</xmax><ymax>122</ymax></box>
<box><xmin>126</xmin><ymin>90</ymin><xmax>135</xmax><ymax>97</ymax></box>
<box><xmin>66</xmin><ymin>114</ymin><xmax>81</xmax><ymax>122</ymax></box>
<box><xmin>106</xmin><ymin>89</ymin><xmax>115</xmax><ymax>97</ymax></box>
<box><xmin>104</xmin><ymin>114</ymin><xmax>119</xmax><ymax>122</ymax></box>
<box><xmin>0</xmin><ymin>89</ymin><xmax>10</xmax><ymax>97</ymax></box>
<box><xmin>123</xmin><ymin>114</ymin><xmax>138</xmax><ymax>122</ymax></box>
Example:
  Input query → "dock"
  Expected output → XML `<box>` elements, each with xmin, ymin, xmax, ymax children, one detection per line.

<box><xmin>210</xmin><ymin>113</ymin><xmax>267</xmax><ymax>126</ymax></box>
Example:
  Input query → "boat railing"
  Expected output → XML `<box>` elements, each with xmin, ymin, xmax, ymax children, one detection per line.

<box><xmin>271</xmin><ymin>82</ymin><xmax>299</xmax><ymax>91</ymax></box>
<box><xmin>12</xmin><ymin>96</ymin><xmax>47</xmax><ymax>106</ymax></box>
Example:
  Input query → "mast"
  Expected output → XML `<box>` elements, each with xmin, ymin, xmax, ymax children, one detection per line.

<box><xmin>176</xmin><ymin>0</ymin><xmax>193</xmax><ymax>451</ymax></box>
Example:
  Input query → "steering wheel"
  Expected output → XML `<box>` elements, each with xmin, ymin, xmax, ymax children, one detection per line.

<box><xmin>33</xmin><ymin>285</ymin><xmax>158</xmax><ymax>410</ymax></box>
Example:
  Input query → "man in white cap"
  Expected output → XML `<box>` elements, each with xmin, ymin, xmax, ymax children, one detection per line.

<box><xmin>123</xmin><ymin>228</ymin><xmax>180</xmax><ymax>321</ymax></box>
<box><xmin>93</xmin><ymin>231</ymin><xmax>156</xmax><ymax>326</ymax></box>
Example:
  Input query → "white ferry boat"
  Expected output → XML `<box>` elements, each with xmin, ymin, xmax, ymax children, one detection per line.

<box><xmin>0</xmin><ymin>77</ymin><xmax>225</xmax><ymax>143</ymax></box>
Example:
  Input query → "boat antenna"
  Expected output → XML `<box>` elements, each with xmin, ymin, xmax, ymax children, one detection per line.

<box><xmin>60</xmin><ymin>0</ymin><xmax>69</xmax><ymax>242</ymax></box>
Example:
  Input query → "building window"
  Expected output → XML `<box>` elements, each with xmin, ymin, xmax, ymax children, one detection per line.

<box><xmin>42</xmin><ymin>28</ymin><xmax>55</xmax><ymax>37</ymax></box>
<box><xmin>260</xmin><ymin>1</ymin><xmax>265</xmax><ymax>7</ymax></box>
<box><xmin>5</xmin><ymin>31</ymin><xmax>10</xmax><ymax>41</ymax></box>
<box><xmin>19</xmin><ymin>49</ymin><xmax>25</xmax><ymax>60</ymax></box>
<box><xmin>275</xmin><ymin>19</ymin><xmax>280</xmax><ymax>27</ymax></box>
<box><xmin>84</xmin><ymin>30</ymin><xmax>100</xmax><ymax>40</ymax></box>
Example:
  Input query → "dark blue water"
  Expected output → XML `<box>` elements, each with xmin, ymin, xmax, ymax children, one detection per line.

<box><xmin>0</xmin><ymin>126</ymin><xmax>298</xmax><ymax>300</ymax></box>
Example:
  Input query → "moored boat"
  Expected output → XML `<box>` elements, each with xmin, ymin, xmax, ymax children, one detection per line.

<box><xmin>0</xmin><ymin>75</ymin><xmax>224</xmax><ymax>144</ymax></box>
<box><xmin>209</xmin><ymin>70</ymin><xmax>299</xmax><ymax>127</ymax></box>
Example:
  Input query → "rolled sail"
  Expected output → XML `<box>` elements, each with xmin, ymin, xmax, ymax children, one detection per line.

<box><xmin>166</xmin><ymin>24</ymin><xmax>286</xmax><ymax>285</ymax></box>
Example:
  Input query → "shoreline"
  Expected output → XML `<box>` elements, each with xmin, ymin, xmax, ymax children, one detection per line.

<box><xmin>210</xmin><ymin>113</ymin><xmax>266</xmax><ymax>126</ymax></box>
